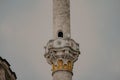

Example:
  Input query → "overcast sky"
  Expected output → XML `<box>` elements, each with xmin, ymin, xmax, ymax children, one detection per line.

<box><xmin>0</xmin><ymin>0</ymin><xmax>120</xmax><ymax>80</ymax></box>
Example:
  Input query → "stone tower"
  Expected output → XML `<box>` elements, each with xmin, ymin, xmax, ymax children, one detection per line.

<box><xmin>44</xmin><ymin>0</ymin><xmax>80</xmax><ymax>80</ymax></box>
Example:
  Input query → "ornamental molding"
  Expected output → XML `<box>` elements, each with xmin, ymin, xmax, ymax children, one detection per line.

<box><xmin>52</xmin><ymin>59</ymin><xmax>73</xmax><ymax>72</ymax></box>
<box><xmin>44</xmin><ymin>38</ymin><xmax>80</xmax><ymax>72</ymax></box>
<box><xmin>0</xmin><ymin>57</ymin><xmax>17</xmax><ymax>80</ymax></box>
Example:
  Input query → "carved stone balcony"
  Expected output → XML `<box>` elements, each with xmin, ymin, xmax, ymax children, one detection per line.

<box><xmin>44</xmin><ymin>38</ymin><xmax>80</xmax><ymax>73</ymax></box>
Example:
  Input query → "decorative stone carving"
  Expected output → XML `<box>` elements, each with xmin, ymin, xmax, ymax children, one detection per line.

<box><xmin>0</xmin><ymin>57</ymin><xmax>17</xmax><ymax>80</ymax></box>
<box><xmin>52</xmin><ymin>59</ymin><xmax>73</xmax><ymax>72</ymax></box>
<box><xmin>44</xmin><ymin>38</ymin><xmax>80</xmax><ymax>73</ymax></box>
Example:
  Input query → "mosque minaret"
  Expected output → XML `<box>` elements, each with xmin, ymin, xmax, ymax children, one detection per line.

<box><xmin>44</xmin><ymin>0</ymin><xmax>80</xmax><ymax>80</ymax></box>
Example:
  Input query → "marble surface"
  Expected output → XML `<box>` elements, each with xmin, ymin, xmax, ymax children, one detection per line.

<box><xmin>53</xmin><ymin>71</ymin><xmax>72</xmax><ymax>80</ymax></box>
<box><xmin>53</xmin><ymin>0</ymin><xmax>71</xmax><ymax>38</ymax></box>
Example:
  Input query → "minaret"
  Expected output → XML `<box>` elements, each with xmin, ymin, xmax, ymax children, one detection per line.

<box><xmin>44</xmin><ymin>0</ymin><xmax>80</xmax><ymax>80</ymax></box>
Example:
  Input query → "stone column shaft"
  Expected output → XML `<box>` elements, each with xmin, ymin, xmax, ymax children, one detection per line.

<box><xmin>53</xmin><ymin>0</ymin><xmax>71</xmax><ymax>39</ymax></box>
<box><xmin>53</xmin><ymin>71</ymin><xmax>72</xmax><ymax>80</ymax></box>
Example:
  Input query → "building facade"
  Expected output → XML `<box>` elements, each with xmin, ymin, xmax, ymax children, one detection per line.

<box><xmin>44</xmin><ymin>0</ymin><xmax>80</xmax><ymax>80</ymax></box>
<box><xmin>0</xmin><ymin>57</ymin><xmax>17</xmax><ymax>80</ymax></box>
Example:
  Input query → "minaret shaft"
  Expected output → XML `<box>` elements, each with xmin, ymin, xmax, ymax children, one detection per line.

<box><xmin>44</xmin><ymin>0</ymin><xmax>80</xmax><ymax>80</ymax></box>
<box><xmin>53</xmin><ymin>0</ymin><xmax>71</xmax><ymax>39</ymax></box>
<box><xmin>53</xmin><ymin>71</ymin><xmax>72</xmax><ymax>80</ymax></box>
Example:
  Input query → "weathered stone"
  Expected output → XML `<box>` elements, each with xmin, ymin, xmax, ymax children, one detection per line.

<box><xmin>53</xmin><ymin>71</ymin><xmax>72</xmax><ymax>80</ymax></box>
<box><xmin>53</xmin><ymin>0</ymin><xmax>71</xmax><ymax>39</ymax></box>
<box><xmin>44</xmin><ymin>0</ymin><xmax>80</xmax><ymax>80</ymax></box>
<box><xmin>0</xmin><ymin>57</ymin><xmax>17</xmax><ymax>80</ymax></box>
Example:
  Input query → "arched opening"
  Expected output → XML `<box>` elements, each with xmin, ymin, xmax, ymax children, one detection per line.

<box><xmin>58</xmin><ymin>31</ymin><xmax>63</xmax><ymax>38</ymax></box>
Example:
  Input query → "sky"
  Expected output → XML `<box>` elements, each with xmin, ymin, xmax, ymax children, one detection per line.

<box><xmin>0</xmin><ymin>0</ymin><xmax>120</xmax><ymax>80</ymax></box>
